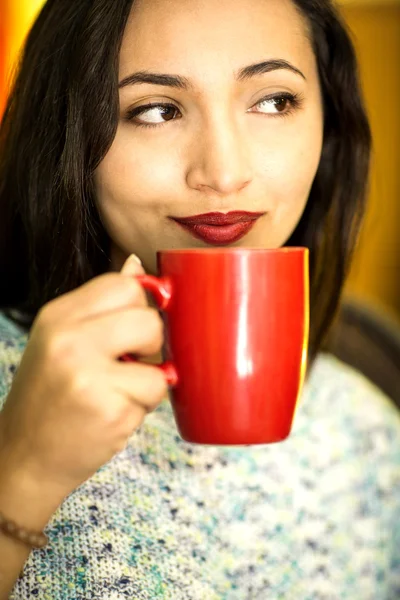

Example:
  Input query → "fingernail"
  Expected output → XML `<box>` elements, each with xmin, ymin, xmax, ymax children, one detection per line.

<box><xmin>121</xmin><ymin>254</ymin><xmax>143</xmax><ymax>275</ymax></box>
<box><xmin>130</xmin><ymin>254</ymin><xmax>142</xmax><ymax>266</ymax></box>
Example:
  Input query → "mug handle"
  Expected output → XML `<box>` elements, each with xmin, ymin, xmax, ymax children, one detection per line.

<box><xmin>119</xmin><ymin>275</ymin><xmax>179</xmax><ymax>388</ymax></box>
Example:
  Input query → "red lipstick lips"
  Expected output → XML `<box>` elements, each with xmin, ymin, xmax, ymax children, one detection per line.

<box><xmin>170</xmin><ymin>211</ymin><xmax>265</xmax><ymax>245</ymax></box>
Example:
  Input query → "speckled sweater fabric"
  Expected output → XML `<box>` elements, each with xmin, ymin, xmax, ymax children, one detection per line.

<box><xmin>1</xmin><ymin>311</ymin><xmax>400</xmax><ymax>600</ymax></box>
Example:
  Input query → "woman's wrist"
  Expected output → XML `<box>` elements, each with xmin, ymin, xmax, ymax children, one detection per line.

<box><xmin>0</xmin><ymin>452</ymin><xmax>66</xmax><ymax>533</ymax></box>
<box><xmin>0</xmin><ymin>450</ymin><xmax>64</xmax><ymax>599</ymax></box>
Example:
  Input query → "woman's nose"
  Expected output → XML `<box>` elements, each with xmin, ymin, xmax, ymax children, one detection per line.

<box><xmin>185</xmin><ymin>116</ymin><xmax>253</xmax><ymax>197</ymax></box>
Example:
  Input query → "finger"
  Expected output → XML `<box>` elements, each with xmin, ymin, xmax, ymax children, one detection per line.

<box><xmin>81</xmin><ymin>306</ymin><xmax>164</xmax><ymax>358</ymax></box>
<box><xmin>108</xmin><ymin>361</ymin><xmax>169</xmax><ymax>412</ymax></box>
<box><xmin>39</xmin><ymin>258</ymin><xmax>147</xmax><ymax>324</ymax></box>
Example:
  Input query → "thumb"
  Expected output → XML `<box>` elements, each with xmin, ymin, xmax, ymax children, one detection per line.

<box><xmin>120</xmin><ymin>254</ymin><xmax>145</xmax><ymax>277</ymax></box>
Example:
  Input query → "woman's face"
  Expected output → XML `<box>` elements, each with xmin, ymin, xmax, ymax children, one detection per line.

<box><xmin>94</xmin><ymin>0</ymin><xmax>324</xmax><ymax>274</ymax></box>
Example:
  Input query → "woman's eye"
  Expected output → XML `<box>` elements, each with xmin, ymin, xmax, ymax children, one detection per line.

<box><xmin>253</xmin><ymin>93</ymin><xmax>300</xmax><ymax>115</ymax></box>
<box><xmin>125</xmin><ymin>104</ymin><xmax>180</xmax><ymax>128</ymax></box>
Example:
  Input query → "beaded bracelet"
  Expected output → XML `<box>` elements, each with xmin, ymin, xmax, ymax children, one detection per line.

<box><xmin>0</xmin><ymin>511</ymin><xmax>48</xmax><ymax>549</ymax></box>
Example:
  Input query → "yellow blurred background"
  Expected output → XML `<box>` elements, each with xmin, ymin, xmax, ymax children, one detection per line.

<box><xmin>0</xmin><ymin>0</ymin><xmax>45</xmax><ymax>115</ymax></box>
<box><xmin>1</xmin><ymin>0</ymin><xmax>399</xmax><ymax>319</ymax></box>
<box><xmin>340</xmin><ymin>0</ymin><xmax>400</xmax><ymax>321</ymax></box>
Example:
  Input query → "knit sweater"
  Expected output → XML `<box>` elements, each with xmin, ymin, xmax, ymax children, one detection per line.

<box><xmin>1</xmin><ymin>310</ymin><xmax>400</xmax><ymax>600</ymax></box>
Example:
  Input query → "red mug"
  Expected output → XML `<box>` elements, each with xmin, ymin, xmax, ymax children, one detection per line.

<box><xmin>121</xmin><ymin>247</ymin><xmax>309</xmax><ymax>445</ymax></box>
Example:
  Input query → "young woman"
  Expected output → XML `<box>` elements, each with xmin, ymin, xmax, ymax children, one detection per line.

<box><xmin>0</xmin><ymin>0</ymin><xmax>399</xmax><ymax>597</ymax></box>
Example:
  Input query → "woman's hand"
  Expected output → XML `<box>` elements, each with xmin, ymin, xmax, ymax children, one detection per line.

<box><xmin>0</xmin><ymin>255</ymin><xmax>168</xmax><ymax>499</ymax></box>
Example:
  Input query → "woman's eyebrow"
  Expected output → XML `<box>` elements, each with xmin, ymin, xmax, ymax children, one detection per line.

<box><xmin>118</xmin><ymin>59</ymin><xmax>306</xmax><ymax>90</ymax></box>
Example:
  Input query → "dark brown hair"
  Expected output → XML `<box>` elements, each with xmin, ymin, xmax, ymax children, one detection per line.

<box><xmin>0</xmin><ymin>0</ymin><xmax>371</xmax><ymax>367</ymax></box>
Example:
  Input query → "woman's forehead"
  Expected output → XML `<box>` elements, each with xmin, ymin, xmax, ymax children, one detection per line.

<box><xmin>119</xmin><ymin>0</ymin><xmax>314</xmax><ymax>82</ymax></box>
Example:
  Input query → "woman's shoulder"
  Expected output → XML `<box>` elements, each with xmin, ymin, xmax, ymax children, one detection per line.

<box><xmin>0</xmin><ymin>310</ymin><xmax>29</xmax><ymax>402</ymax></box>
<box><xmin>305</xmin><ymin>352</ymin><xmax>400</xmax><ymax>441</ymax></box>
